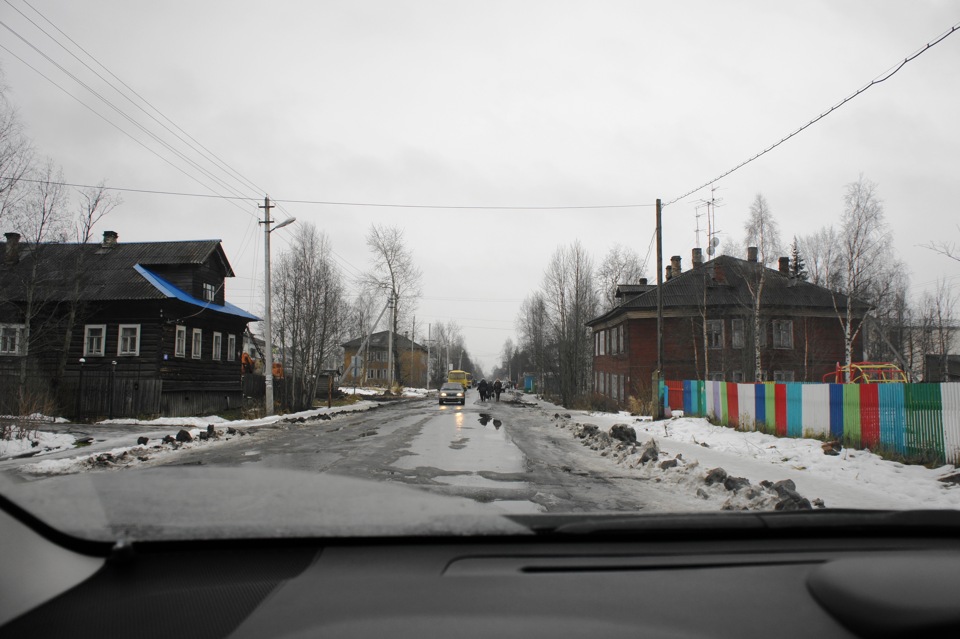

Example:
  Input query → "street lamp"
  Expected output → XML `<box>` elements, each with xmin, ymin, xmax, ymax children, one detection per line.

<box><xmin>260</xmin><ymin>195</ymin><xmax>296</xmax><ymax>416</ymax></box>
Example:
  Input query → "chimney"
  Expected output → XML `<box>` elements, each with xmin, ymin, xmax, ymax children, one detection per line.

<box><xmin>4</xmin><ymin>232</ymin><xmax>20</xmax><ymax>265</ymax></box>
<box><xmin>747</xmin><ymin>246</ymin><xmax>758</xmax><ymax>262</ymax></box>
<box><xmin>778</xmin><ymin>256</ymin><xmax>790</xmax><ymax>275</ymax></box>
<box><xmin>692</xmin><ymin>247</ymin><xmax>703</xmax><ymax>268</ymax></box>
<box><xmin>102</xmin><ymin>231</ymin><xmax>118</xmax><ymax>248</ymax></box>
<box><xmin>670</xmin><ymin>255</ymin><xmax>682</xmax><ymax>278</ymax></box>
<box><xmin>638</xmin><ymin>277</ymin><xmax>648</xmax><ymax>286</ymax></box>
<box><xmin>665</xmin><ymin>265</ymin><xmax>673</xmax><ymax>281</ymax></box>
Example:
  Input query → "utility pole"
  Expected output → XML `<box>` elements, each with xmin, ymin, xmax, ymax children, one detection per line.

<box><xmin>260</xmin><ymin>195</ymin><xmax>276</xmax><ymax>416</ymax></box>
<box><xmin>387</xmin><ymin>292</ymin><xmax>395</xmax><ymax>388</ymax></box>
<box><xmin>654</xmin><ymin>198</ymin><xmax>664</xmax><ymax>419</ymax></box>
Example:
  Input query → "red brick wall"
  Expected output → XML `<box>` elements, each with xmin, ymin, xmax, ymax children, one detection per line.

<box><xmin>592</xmin><ymin>312</ymin><xmax>863</xmax><ymax>404</ymax></box>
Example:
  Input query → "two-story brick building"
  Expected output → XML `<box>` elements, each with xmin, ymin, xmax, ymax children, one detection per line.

<box><xmin>586</xmin><ymin>247</ymin><xmax>866</xmax><ymax>406</ymax></box>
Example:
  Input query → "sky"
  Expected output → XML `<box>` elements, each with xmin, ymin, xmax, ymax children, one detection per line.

<box><xmin>1</xmin><ymin>0</ymin><xmax>958</xmax><ymax>373</ymax></box>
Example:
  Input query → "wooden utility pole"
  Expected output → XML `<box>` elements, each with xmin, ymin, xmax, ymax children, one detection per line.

<box><xmin>654</xmin><ymin>198</ymin><xmax>664</xmax><ymax>419</ymax></box>
<box><xmin>260</xmin><ymin>196</ymin><xmax>276</xmax><ymax>416</ymax></box>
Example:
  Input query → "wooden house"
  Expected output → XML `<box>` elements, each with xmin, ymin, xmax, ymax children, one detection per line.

<box><xmin>341</xmin><ymin>330</ymin><xmax>428</xmax><ymax>388</ymax></box>
<box><xmin>586</xmin><ymin>247</ymin><xmax>867</xmax><ymax>406</ymax></box>
<box><xmin>0</xmin><ymin>231</ymin><xmax>258</xmax><ymax>418</ymax></box>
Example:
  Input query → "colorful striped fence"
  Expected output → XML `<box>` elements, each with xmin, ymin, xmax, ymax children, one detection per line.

<box><xmin>665</xmin><ymin>380</ymin><xmax>960</xmax><ymax>465</ymax></box>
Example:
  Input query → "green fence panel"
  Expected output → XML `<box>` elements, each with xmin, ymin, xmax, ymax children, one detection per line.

<box><xmin>842</xmin><ymin>384</ymin><xmax>862</xmax><ymax>447</ymax></box>
<box><xmin>904</xmin><ymin>384</ymin><xmax>944</xmax><ymax>463</ymax></box>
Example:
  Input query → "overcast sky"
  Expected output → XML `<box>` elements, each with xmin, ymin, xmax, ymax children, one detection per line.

<box><xmin>1</xmin><ymin>0</ymin><xmax>958</xmax><ymax>373</ymax></box>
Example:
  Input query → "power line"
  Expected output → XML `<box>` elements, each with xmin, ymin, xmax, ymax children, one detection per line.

<box><xmin>10</xmin><ymin>0</ymin><xmax>266</xmax><ymax>198</ymax></box>
<box><xmin>666</xmin><ymin>20</ymin><xmax>960</xmax><ymax>207</ymax></box>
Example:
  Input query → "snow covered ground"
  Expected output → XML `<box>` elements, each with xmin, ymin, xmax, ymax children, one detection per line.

<box><xmin>2</xmin><ymin>397</ymin><xmax>380</xmax><ymax>474</ymax></box>
<box><xmin>530</xmin><ymin>396</ymin><xmax>960</xmax><ymax>511</ymax></box>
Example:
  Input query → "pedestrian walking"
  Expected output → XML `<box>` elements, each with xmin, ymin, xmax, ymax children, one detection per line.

<box><xmin>493</xmin><ymin>378</ymin><xmax>502</xmax><ymax>402</ymax></box>
<box><xmin>478</xmin><ymin>379</ymin><xmax>489</xmax><ymax>401</ymax></box>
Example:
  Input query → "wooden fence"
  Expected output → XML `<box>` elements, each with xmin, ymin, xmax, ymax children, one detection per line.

<box><xmin>664</xmin><ymin>380</ymin><xmax>960</xmax><ymax>465</ymax></box>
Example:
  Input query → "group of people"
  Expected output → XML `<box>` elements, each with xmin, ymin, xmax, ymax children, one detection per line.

<box><xmin>477</xmin><ymin>378</ymin><xmax>503</xmax><ymax>402</ymax></box>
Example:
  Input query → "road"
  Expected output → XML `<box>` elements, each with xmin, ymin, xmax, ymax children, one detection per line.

<box><xmin>145</xmin><ymin>391</ymin><xmax>666</xmax><ymax>514</ymax></box>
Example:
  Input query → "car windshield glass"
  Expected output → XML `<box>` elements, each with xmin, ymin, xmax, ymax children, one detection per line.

<box><xmin>1</xmin><ymin>2</ymin><xmax>959</xmax><ymax>544</ymax></box>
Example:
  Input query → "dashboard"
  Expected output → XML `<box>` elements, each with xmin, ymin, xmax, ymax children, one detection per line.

<box><xmin>4</xmin><ymin>504</ymin><xmax>960</xmax><ymax>638</ymax></box>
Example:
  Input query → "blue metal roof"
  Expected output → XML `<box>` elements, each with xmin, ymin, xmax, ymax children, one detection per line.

<box><xmin>134</xmin><ymin>264</ymin><xmax>260</xmax><ymax>321</ymax></box>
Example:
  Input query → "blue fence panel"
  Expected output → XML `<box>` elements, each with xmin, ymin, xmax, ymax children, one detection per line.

<box><xmin>829</xmin><ymin>384</ymin><xmax>845</xmax><ymax>438</ymax></box>
<box><xmin>754</xmin><ymin>384</ymin><xmax>766</xmax><ymax>427</ymax></box>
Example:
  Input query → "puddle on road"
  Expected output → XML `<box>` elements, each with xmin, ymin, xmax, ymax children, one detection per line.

<box><xmin>488</xmin><ymin>500</ymin><xmax>545</xmax><ymax>514</ymax></box>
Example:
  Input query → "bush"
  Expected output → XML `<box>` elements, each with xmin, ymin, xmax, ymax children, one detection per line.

<box><xmin>570</xmin><ymin>392</ymin><xmax>621</xmax><ymax>413</ymax></box>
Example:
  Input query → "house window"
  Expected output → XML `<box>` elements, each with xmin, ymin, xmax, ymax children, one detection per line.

<box><xmin>774</xmin><ymin>370</ymin><xmax>795</xmax><ymax>382</ymax></box>
<box><xmin>118</xmin><ymin>325</ymin><xmax>140</xmax><ymax>356</ymax></box>
<box><xmin>192</xmin><ymin>328</ymin><xmax>202</xmax><ymax>359</ymax></box>
<box><xmin>203</xmin><ymin>282</ymin><xmax>216</xmax><ymax>302</ymax></box>
<box><xmin>84</xmin><ymin>325</ymin><xmax>106</xmax><ymax>356</ymax></box>
<box><xmin>594</xmin><ymin>333</ymin><xmax>599</xmax><ymax>356</ymax></box>
<box><xmin>708</xmin><ymin>371</ymin><xmax>724</xmax><ymax>381</ymax></box>
<box><xmin>731</xmin><ymin>319</ymin><xmax>744</xmax><ymax>349</ymax></box>
<box><xmin>227</xmin><ymin>334</ymin><xmax>236</xmax><ymax>361</ymax></box>
<box><xmin>732</xmin><ymin>370</ymin><xmax>745</xmax><ymax>383</ymax></box>
<box><xmin>212</xmin><ymin>332</ymin><xmax>222</xmax><ymax>360</ymax></box>
<box><xmin>772</xmin><ymin>320</ymin><xmax>794</xmax><ymax>349</ymax></box>
<box><xmin>367</xmin><ymin>369</ymin><xmax>375</xmax><ymax>379</ymax></box>
<box><xmin>175</xmin><ymin>325</ymin><xmax>186</xmax><ymax>357</ymax></box>
<box><xmin>706</xmin><ymin>320</ymin><xmax>724</xmax><ymax>349</ymax></box>
<box><xmin>0</xmin><ymin>324</ymin><xmax>25</xmax><ymax>356</ymax></box>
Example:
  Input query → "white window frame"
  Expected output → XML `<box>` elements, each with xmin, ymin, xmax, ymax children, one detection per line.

<box><xmin>772</xmin><ymin>320</ymin><xmax>794</xmax><ymax>349</ymax></box>
<box><xmin>117</xmin><ymin>324</ymin><xmax>140</xmax><ymax>356</ymax></box>
<box><xmin>706</xmin><ymin>320</ymin><xmax>724</xmax><ymax>350</ymax></box>
<box><xmin>192</xmin><ymin>328</ymin><xmax>202</xmax><ymax>359</ymax></box>
<box><xmin>731</xmin><ymin>319</ymin><xmax>744</xmax><ymax>349</ymax></box>
<box><xmin>0</xmin><ymin>324</ymin><xmax>25</xmax><ymax>356</ymax></box>
<box><xmin>227</xmin><ymin>334</ymin><xmax>236</xmax><ymax>362</ymax></box>
<box><xmin>203</xmin><ymin>282</ymin><xmax>216</xmax><ymax>302</ymax></box>
<box><xmin>84</xmin><ymin>324</ymin><xmax>107</xmax><ymax>357</ymax></box>
<box><xmin>175</xmin><ymin>325</ymin><xmax>186</xmax><ymax>358</ymax></box>
<box><xmin>774</xmin><ymin>370</ymin><xmax>795</xmax><ymax>382</ymax></box>
<box><xmin>212</xmin><ymin>332</ymin><xmax>222</xmax><ymax>361</ymax></box>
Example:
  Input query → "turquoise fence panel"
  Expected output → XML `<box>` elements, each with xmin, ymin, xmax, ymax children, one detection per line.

<box><xmin>941</xmin><ymin>383</ymin><xmax>960</xmax><ymax>465</ymax></box>
<box><xmin>738</xmin><ymin>384</ymin><xmax>756</xmax><ymax>430</ymax></box>
<box><xmin>877</xmin><ymin>383</ymin><xmax>906</xmax><ymax>455</ymax></box>
<box><xmin>786</xmin><ymin>383</ymin><xmax>803</xmax><ymax>438</ymax></box>
<box><xmin>905</xmin><ymin>384</ymin><xmax>944</xmax><ymax>463</ymax></box>
<box><xmin>801</xmin><ymin>384</ymin><xmax>830</xmax><ymax>438</ymax></box>
<box><xmin>842</xmin><ymin>384</ymin><xmax>862</xmax><ymax>447</ymax></box>
<box><xmin>829</xmin><ymin>384</ymin><xmax>844</xmax><ymax>438</ymax></box>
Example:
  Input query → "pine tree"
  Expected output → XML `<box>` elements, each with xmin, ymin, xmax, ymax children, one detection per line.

<box><xmin>790</xmin><ymin>236</ymin><xmax>808</xmax><ymax>281</ymax></box>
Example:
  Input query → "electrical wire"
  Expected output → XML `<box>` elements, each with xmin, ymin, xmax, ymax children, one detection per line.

<box><xmin>666</xmin><ymin>21</ymin><xmax>960</xmax><ymax>207</ymax></box>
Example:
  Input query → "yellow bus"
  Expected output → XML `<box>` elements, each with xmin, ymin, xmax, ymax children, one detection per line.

<box><xmin>447</xmin><ymin>370</ymin><xmax>471</xmax><ymax>391</ymax></box>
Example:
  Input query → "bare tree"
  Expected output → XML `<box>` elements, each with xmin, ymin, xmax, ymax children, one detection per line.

<box><xmin>829</xmin><ymin>176</ymin><xmax>893</xmax><ymax>379</ymax></box>
<box><xmin>799</xmin><ymin>226</ymin><xmax>842</xmax><ymax>289</ymax></box>
<box><xmin>540</xmin><ymin>241</ymin><xmax>597</xmax><ymax>405</ymax></box>
<box><xmin>54</xmin><ymin>183</ymin><xmax>121</xmax><ymax>383</ymax></box>
<box><xmin>273</xmin><ymin>223</ymin><xmax>348</xmax><ymax>410</ymax></box>
<box><xmin>596</xmin><ymin>243</ymin><xmax>646</xmax><ymax>312</ymax></box>
<box><xmin>516</xmin><ymin>292</ymin><xmax>549</xmax><ymax>394</ymax></box>
<box><xmin>740</xmin><ymin>194</ymin><xmax>778</xmax><ymax>380</ymax></box>
<box><xmin>363</xmin><ymin>224</ymin><xmax>422</xmax><ymax>381</ymax></box>
<box><xmin>0</xmin><ymin>83</ymin><xmax>32</xmax><ymax>226</ymax></box>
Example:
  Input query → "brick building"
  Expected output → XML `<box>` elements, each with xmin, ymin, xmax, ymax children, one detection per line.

<box><xmin>586</xmin><ymin>248</ymin><xmax>867</xmax><ymax>405</ymax></box>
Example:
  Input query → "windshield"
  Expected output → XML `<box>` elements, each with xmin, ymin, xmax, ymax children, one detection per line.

<box><xmin>1</xmin><ymin>1</ymin><xmax>959</xmax><ymax>543</ymax></box>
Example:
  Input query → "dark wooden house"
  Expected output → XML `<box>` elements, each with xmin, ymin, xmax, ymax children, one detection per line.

<box><xmin>0</xmin><ymin>231</ymin><xmax>258</xmax><ymax>418</ymax></box>
<box><xmin>586</xmin><ymin>248</ymin><xmax>867</xmax><ymax>406</ymax></box>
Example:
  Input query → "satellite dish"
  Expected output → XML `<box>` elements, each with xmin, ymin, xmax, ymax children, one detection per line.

<box><xmin>710</xmin><ymin>236</ymin><xmax>720</xmax><ymax>247</ymax></box>
<box><xmin>707</xmin><ymin>246</ymin><xmax>715</xmax><ymax>256</ymax></box>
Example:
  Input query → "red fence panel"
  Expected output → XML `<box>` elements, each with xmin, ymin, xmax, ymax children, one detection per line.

<box><xmin>860</xmin><ymin>384</ymin><xmax>880</xmax><ymax>449</ymax></box>
<box><xmin>775</xmin><ymin>384</ymin><xmax>788</xmax><ymax>436</ymax></box>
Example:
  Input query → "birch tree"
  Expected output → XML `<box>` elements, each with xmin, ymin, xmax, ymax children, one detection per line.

<box><xmin>831</xmin><ymin>176</ymin><xmax>893</xmax><ymax>379</ymax></box>
<box><xmin>740</xmin><ymin>194</ymin><xmax>779</xmax><ymax>381</ymax></box>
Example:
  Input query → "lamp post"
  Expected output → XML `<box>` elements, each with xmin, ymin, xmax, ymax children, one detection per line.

<box><xmin>260</xmin><ymin>195</ymin><xmax>295</xmax><ymax>416</ymax></box>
